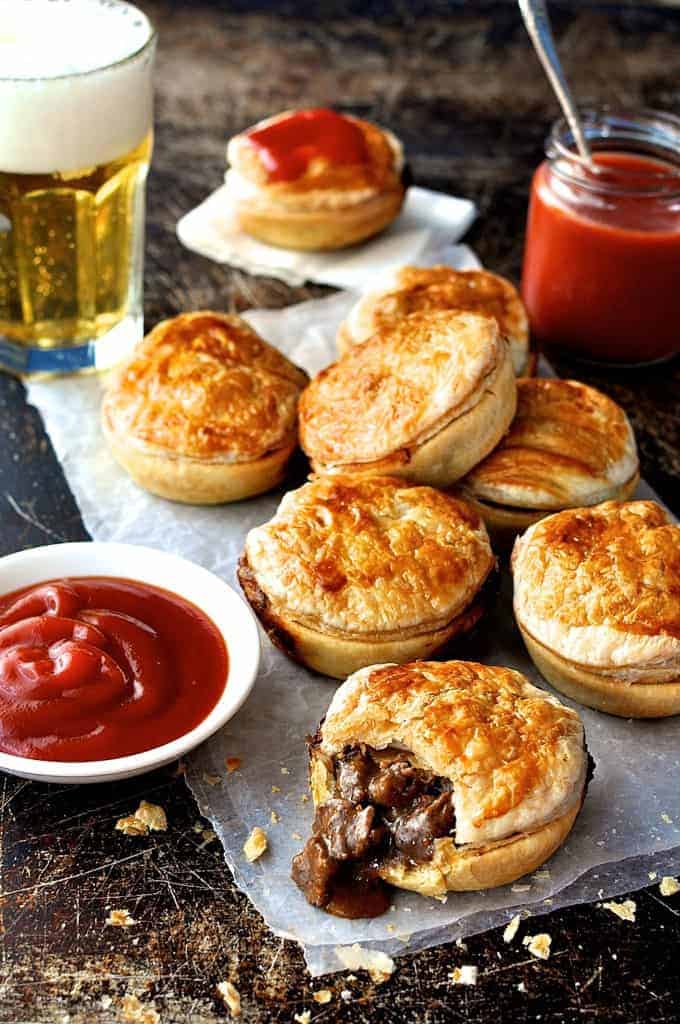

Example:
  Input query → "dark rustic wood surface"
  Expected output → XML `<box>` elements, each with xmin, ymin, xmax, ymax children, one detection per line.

<box><xmin>1</xmin><ymin>3</ymin><xmax>679</xmax><ymax>1022</ymax></box>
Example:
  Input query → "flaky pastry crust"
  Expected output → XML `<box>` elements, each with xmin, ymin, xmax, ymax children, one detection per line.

<box><xmin>458</xmin><ymin>379</ymin><xmax>640</xmax><ymax>543</ymax></box>
<box><xmin>239</xmin><ymin>476</ymin><xmax>495</xmax><ymax>677</ymax></box>
<box><xmin>513</xmin><ymin>501</ymin><xmax>680</xmax><ymax>715</ymax></box>
<box><xmin>102</xmin><ymin>312</ymin><xmax>308</xmax><ymax>504</ymax></box>
<box><xmin>225</xmin><ymin>110</ymin><xmax>405</xmax><ymax>250</ymax></box>
<box><xmin>337</xmin><ymin>266</ymin><xmax>531</xmax><ymax>376</ymax></box>
<box><xmin>300</xmin><ymin>311</ymin><xmax>517</xmax><ymax>486</ymax></box>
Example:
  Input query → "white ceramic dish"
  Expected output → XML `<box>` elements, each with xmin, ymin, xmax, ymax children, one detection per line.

<box><xmin>0</xmin><ymin>542</ymin><xmax>260</xmax><ymax>784</ymax></box>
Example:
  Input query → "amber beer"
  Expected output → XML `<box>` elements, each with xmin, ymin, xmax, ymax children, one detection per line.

<box><xmin>0</xmin><ymin>0</ymin><xmax>155</xmax><ymax>374</ymax></box>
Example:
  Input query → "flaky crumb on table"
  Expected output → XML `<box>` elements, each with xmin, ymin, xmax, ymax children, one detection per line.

<box><xmin>335</xmin><ymin>944</ymin><xmax>395</xmax><ymax>983</ymax></box>
<box><xmin>216</xmin><ymin>980</ymin><xmax>241</xmax><ymax>1017</ymax></box>
<box><xmin>115</xmin><ymin>800</ymin><xmax>167</xmax><ymax>836</ymax></box>
<box><xmin>121</xmin><ymin>993</ymin><xmax>161</xmax><ymax>1023</ymax></box>
<box><xmin>313</xmin><ymin>989</ymin><xmax>333</xmax><ymax>1003</ymax></box>
<box><xmin>659</xmin><ymin>876</ymin><xmax>680</xmax><ymax>897</ymax></box>
<box><xmin>523</xmin><ymin>933</ymin><xmax>552</xmax><ymax>959</ymax></box>
<box><xmin>105</xmin><ymin>908</ymin><xmax>136</xmax><ymax>928</ymax></box>
<box><xmin>449</xmin><ymin>965</ymin><xmax>478</xmax><ymax>985</ymax></box>
<box><xmin>243</xmin><ymin>826</ymin><xmax>268</xmax><ymax>861</ymax></box>
<box><xmin>601</xmin><ymin>899</ymin><xmax>637</xmax><ymax>922</ymax></box>
<box><xmin>503</xmin><ymin>914</ymin><xmax>521</xmax><ymax>943</ymax></box>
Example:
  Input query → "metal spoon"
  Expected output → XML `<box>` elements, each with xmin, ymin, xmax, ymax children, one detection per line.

<box><xmin>518</xmin><ymin>0</ymin><xmax>594</xmax><ymax>167</ymax></box>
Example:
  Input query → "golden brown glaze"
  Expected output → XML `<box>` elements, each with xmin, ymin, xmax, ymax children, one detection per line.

<box><xmin>242</xmin><ymin>475</ymin><xmax>494</xmax><ymax>636</ymax></box>
<box><xmin>102</xmin><ymin>312</ymin><xmax>308</xmax><ymax>462</ymax></box>
<box><xmin>300</xmin><ymin>310</ymin><xmax>506</xmax><ymax>468</ymax></box>
<box><xmin>461</xmin><ymin>379</ymin><xmax>639</xmax><ymax>509</ymax></box>
<box><xmin>513</xmin><ymin>501</ymin><xmax>680</xmax><ymax>642</ymax></box>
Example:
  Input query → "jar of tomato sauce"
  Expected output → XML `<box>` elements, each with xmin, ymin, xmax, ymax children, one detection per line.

<box><xmin>521</xmin><ymin>109</ymin><xmax>680</xmax><ymax>364</ymax></box>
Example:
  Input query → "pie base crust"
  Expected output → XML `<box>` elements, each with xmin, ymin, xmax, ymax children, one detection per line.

<box><xmin>238</xmin><ymin>554</ymin><xmax>488</xmax><ymax>679</ymax></box>
<box><xmin>232</xmin><ymin>186</ymin><xmax>406</xmax><ymax>251</ymax></box>
<box><xmin>459</xmin><ymin>469</ymin><xmax>640</xmax><ymax>550</ymax></box>
<box><xmin>519</xmin><ymin>624</ymin><xmax>680</xmax><ymax>719</ymax></box>
<box><xmin>103</xmin><ymin>421</ymin><xmax>296</xmax><ymax>505</ymax></box>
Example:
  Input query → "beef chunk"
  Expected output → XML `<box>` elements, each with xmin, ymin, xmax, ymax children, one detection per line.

<box><xmin>391</xmin><ymin>792</ymin><xmax>456</xmax><ymax>861</ymax></box>
<box><xmin>335</xmin><ymin>747</ymin><xmax>373</xmax><ymax>803</ymax></box>
<box><xmin>367</xmin><ymin>760</ymin><xmax>429</xmax><ymax>809</ymax></box>
<box><xmin>291</xmin><ymin>835</ymin><xmax>338</xmax><ymax>908</ymax></box>
<box><xmin>313</xmin><ymin>799</ymin><xmax>384</xmax><ymax>860</ymax></box>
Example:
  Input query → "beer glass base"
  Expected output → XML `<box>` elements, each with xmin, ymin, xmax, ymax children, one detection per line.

<box><xmin>0</xmin><ymin>313</ymin><xmax>143</xmax><ymax>378</ymax></box>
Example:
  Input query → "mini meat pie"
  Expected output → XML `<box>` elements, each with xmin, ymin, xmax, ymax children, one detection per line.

<box><xmin>292</xmin><ymin>660</ymin><xmax>588</xmax><ymax>916</ymax></box>
<box><xmin>458</xmin><ymin>379</ymin><xmax>639</xmax><ymax>546</ymax></box>
<box><xmin>299</xmin><ymin>310</ymin><xmax>517</xmax><ymax>487</ymax></box>
<box><xmin>513</xmin><ymin>500</ymin><xmax>680</xmax><ymax>718</ymax></box>
<box><xmin>238</xmin><ymin>475</ymin><xmax>495</xmax><ymax>679</ymax></box>
<box><xmin>102</xmin><ymin>312</ymin><xmax>308</xmax><ymax>504</ymax></box>
<box><xmin>225</xmin><ymin>108</ymin><xmax>406</xmax><ymax>250</ymax></box>
<box><xmin>337</xmin><ymin>265</ymin><xmax>532</xmax><ymax>376</ymax></box>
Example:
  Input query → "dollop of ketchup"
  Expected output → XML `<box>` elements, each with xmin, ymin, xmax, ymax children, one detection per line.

<box><xmin>0</xmin><ymin>577</ymin><xmax>228</xmax><ymax>762</ymax></box>
<box><xmin>246</xmin><ymin>108</ymin><xmax>369</xmax><ymax>182</ymax></box>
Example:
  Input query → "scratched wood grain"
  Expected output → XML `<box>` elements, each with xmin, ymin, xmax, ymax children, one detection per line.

<box><xmin>0</xmin><ymin>3</ymin><xmax>679</xmax><ymax>1021</ymax></box>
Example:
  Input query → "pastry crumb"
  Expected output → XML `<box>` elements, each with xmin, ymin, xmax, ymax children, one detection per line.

<box><xmin>300</xmin><ymin>793</ymin><xmax>310</xmax><ymax>803</ymax></box>
<box><xmin>280</xmin><ymin>767</ymin><xmax>291</xmax><ymax>775</ymax></box>
<box><xmin>449</xmin><ymin>965</ymin><xmax>478</xmax><ymax>986</ymax></box>
<box><xmin>386</xmin><ymin>924</ymin><xmax>396</xmax><ymax>933</ymax></box>
<box><xmin>271</xmin><ymin>785</ymin><xmax>281</xmax><ymax>794</ymax></box>
<box><xmin>313</xmin><ymin>989</ymin><xmax>332</xmax><ymax>1004</ymax></box>
<box><xmin>648</xmin><ymin>871</ymin><xmax>658</xmax><ymax>881</ymax></box>
<box><xmin>115</xmin><ymin>800</ymin><xmax>167</xmax><ymax>836</ymax></box>
<box><xmin>106</xmin><ymin>908</ymin><xmax>136</xmax><ymax>928</ymax></box>
<box><xmin>517</xmin><ymin>982</ymin><xmax>527</xmax><ymax>993</ymax></box>
<box><xmin>270</xmin><ymin>811</ymin><xmax>280</xmax><ymax>824</ymax></box>
<box><xmin>503</xmin><ymin>914</ymin><xmax>521</xmax><ymax>944</ymax></box>
<box><xmin>335</xmin><ymin>943</ymin><xmax>395</xmax><ymax>983</ymax></box>
<box><xmin>455</xmin><ymin>938</ymin><xmax>468</xmax><ymax>951</ymax></box>
<box><xmin>511</xmin><ymin>883</ymin><xmax>532</xmax><ymax>893</ymax></box>
<box><xmin>121</xmin><ymin>994</ymin><xmax>160</xmax><ymax>1023</ymax></box>
<box><xmin>340</xmin><ymin>989</ymin><xmax>352</xmax><ymax>1002</ymax></box>
<box><xmin>216</xmin><ymin>980</ymin><xmax>241</xmax><ymax>1017</ymax></box>
<box><xmin>522</xmin><ymin>933</ymin><xmax>552</xmax><ymax>959</ymax></box>
<box><xmin>293</xmin><ymin>1012</ymin><xmax>311</xmax><ymax>1024</ymax></box>
<box><xmin>199</xmin><ymin>829</ymin><xmax>217</xmax><ymax>848</ymax></box>
<box><xmin>243</xmin><ymin>827</ymin><xmax>268</xmax><ymax>862</ymax></box>
<box><xmin>532</xmin><ymin>869</ymin><xmax>551</xmax><ymax>881</ymax></box>
<box><xmin>661</xmin><ymin>813</ymin><xmax>673</xmax><ymax>824</ymax></box>
<box><xmin>224</xmin><ymin>757</ymin><xmax>242</xmax><ymax>773</ymax></box>
<box><xmin>601</xmin><ymin>899</ymin><xmax>636</xmax><ymax>922</ymax></box>
<box><xmin>659</xmin><ymin>876</ymin><xmax>680</xmax><ymax>897</ymax></box>
<box><xmin>291</xmin><ymin>831</ymin><xmax>302</xmax><ymax>841</ymax></box>
<box><xmin>202</xmin><ymin>772</ymin><xmax>222</xmax><ymax>787</ymax></box>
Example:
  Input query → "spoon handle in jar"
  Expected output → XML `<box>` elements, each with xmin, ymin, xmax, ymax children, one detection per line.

<box><xmin>518</xmin><ymin>0</ymin><xmax>593</xmax><ymax>166</ymax></box>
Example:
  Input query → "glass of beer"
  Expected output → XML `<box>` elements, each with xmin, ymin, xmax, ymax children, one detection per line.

<box><xmin>0</xmin><ymin>0</ymin><xmax>155</xmax><ymax>375</ymax></box>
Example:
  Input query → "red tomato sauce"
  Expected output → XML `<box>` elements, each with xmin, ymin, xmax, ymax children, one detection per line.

<box><xmin>246</xmin><ymin>108</ymin><xmax>369</xmax><ymax>182</ymax></box>
<box><xmin>0</xmin><ymin>577</ymin><xmax>228</xmax><ymax>762</ymax></box>
<box><xmin>522</xmin><ymin>152</ymin><xmax>680</xmax><ymax>363</ymax></box>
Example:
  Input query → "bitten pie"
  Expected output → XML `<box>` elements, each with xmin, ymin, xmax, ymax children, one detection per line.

<box><xmin>225</xmin><ymin>108</ymin><xmax>406</xmax><ymax>250</ymax></box>
<box><xmin>458</xmin><ymin>379</ymin><xmax>639</xmax><ymax>546</ymax></box>
<box><xmin>512</xmin><ymin>500</ymin><xmax>680</xmax><ymax>718</ymax></box>
<box><xmin>337</xmin><ymin>265</ymin><xmax>532</xmax><ymax>376</ymax></box>
<box><xmin>238</xmin><ymin>475</ymin><xmax>495</xmax><ymax>679</ymax></box>
<box><xmin>102</xmin><ymin>312</ymin><xmax>308</xmax><ymax>504</ymax></box>
<box><xmin>299</xmin><ymin>310</ymin><xmax>517</xmax><ymax>487</ymax></box>
<box><xmin>292</xmin><ymin>660</ymin><xmax>589</xmax><ymax>916</ymax></box>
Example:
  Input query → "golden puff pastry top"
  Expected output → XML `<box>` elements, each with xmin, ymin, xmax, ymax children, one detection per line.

<box><xmin>102</xmin><ymin>312</ymin><xmax>308</xmax><ymax>463</ymax></box>
<box><xmin>243</xmin><ymin>475</ymin><xmax>494</xmax><ymax>636</ymax></box>
<box><xmin>300</xmin><ymin>310</ymin><xmax>507</xmax><ymax>468</ymax></box>
<box><xmin>513</xmin><ymin>501</ymin><xmax>680</xmax><ymax>677</ymax></box>
<box><xmin>320</xmin><ymin>660</ymin><xmax>586</xmax><ymax>846</ymax></box>
<box><xmin>462</xmin><ymin>379</ymin><xmax>639</xmax><ymax>509</ymax></box>
<box><xmin>226</xmin><ymin>109</ymin><xmax>403</xmax><ymax>211</ymax></box>
<box><xmin>341</xmin><ymin>266</ymin><xmax>529</xmax><ymax>375</ymax></box>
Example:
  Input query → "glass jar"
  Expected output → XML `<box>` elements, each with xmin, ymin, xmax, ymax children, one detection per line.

<box><xmin>521</xmin><ymin>109</ymin><xmax>680</xmax><ymax>365</ymax></box>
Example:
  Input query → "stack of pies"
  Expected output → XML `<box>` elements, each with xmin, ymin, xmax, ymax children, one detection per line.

<box><xmin>97</xmin><ymin>106</ymin><xmax>676</xmax><ymax>918</ymax></box>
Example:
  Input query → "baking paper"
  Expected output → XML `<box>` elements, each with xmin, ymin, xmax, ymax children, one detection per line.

<box><xmin>25</xmin><ymin>259</ymin><xmax>680</xmax><ymax>977</ymax></box>
<box><xmin>177</xmin><ymin>184</ymin><xmax>477</xmax><ymax>288</ymax></box>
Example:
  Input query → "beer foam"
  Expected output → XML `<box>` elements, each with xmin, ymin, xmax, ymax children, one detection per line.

<box><xmin>0</xmin><ymin>0</ymin><xmax>154</xmax><ymax>173</ymax></box>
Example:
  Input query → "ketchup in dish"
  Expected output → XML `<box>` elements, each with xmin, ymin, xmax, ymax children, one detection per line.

<box><xmin>0</xmin><ymin>577</ymin><xmax>228</xmax><ymax>762</ymax></box>
<box><xmin>246</xmin><ymin>108</ymin><xmax>369</xmax><ymax>182</ymax></box>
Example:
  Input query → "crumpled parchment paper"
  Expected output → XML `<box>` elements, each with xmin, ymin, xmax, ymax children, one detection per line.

<box><xmin>25</xmin><ymin>250</ymin><xmax>680</xmax><ymax>976</ymax></box>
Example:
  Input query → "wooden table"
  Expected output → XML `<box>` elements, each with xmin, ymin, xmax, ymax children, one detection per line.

<box><xmin>1</xmin><ymin>3</ymin><xmax>679</xmax><ymax>1021</ymax></box>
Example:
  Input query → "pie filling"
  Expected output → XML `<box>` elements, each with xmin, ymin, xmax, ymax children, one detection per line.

<box><xmin>291</xmin><ymin>741</ymin><xmax>456</xmax><ymax>918</ymax></box>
